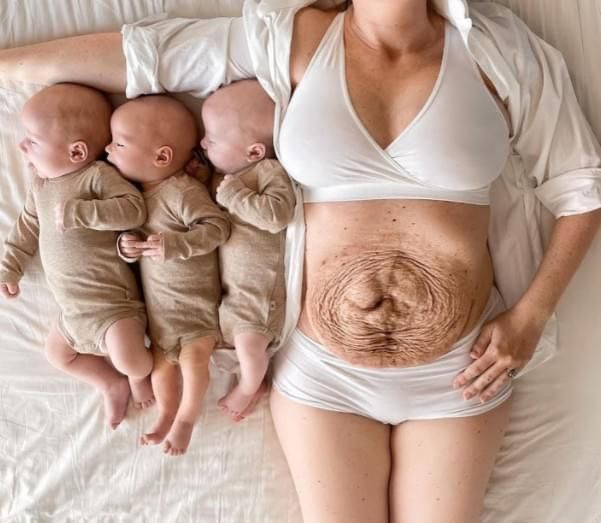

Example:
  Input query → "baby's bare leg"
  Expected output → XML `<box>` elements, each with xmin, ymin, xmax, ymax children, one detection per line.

<box><xmin>105</xmin><ymin>317</ymin><xmax>154</xmax><ymax>409</ymax></box>
<box><xmin>45</xmin><ymin>324</ymin><xmax>130</xmax><ymax>429</ymax></box>
<box><xmin>140</xmin><ymin>348</ymin><xmax>181</xmax><ymax>446</ymax></box>
<box><xmin>163</xmin><ymin>336</ymin><xmax>214</xmax><ymax>457</ymax></box>
<box><xmin>218</xmin><ymin>332</ymin><xmax>270</xmax><ymax>422</ymax></box>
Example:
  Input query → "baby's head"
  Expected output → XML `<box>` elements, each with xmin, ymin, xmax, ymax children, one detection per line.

<box><xmin>19</xmin><ymin>83</ymin><xmax>112</xmax><ymax>179</ymax></box>
<box><xmin>106</xmin><ymin>95</ymin><xmax>198</xmax><ymax>184</ymax></box>
<box><xmin>200</xmin><ymin>80</ymin><xmax>275</xmax><ymax>174</ymax></box>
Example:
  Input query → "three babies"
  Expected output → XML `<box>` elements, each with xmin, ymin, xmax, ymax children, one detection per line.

<box><xmin>0</xmin><ymin>80</ymin><xmax>294</xmax><ymax>455</ymax></box>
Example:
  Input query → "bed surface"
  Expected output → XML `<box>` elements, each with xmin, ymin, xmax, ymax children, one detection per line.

<box><xmin>1</xmin><ymin>1</ymin><xmax>600</xmax><ymax>521</ymax></box>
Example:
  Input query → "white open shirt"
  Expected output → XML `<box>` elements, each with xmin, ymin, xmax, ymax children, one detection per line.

<box><xmin>122</xmin><ymin>0</ymin><xmax>601</xmax><ymax>374</ymax></box>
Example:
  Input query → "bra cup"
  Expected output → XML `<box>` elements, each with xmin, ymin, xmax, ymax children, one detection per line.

<box><xmin>388</xmin><ymin>103</ymin><xmax>510</xmax><ymax>191</ymax></box>
<box><xmin>278</xmin><ymin>12</ymin><xmax>510</xmax><ymax>202</ymax></box>
<box><xmin>386</xmin><ymin>25</ymin><xmax>510</xmax><ymax>191</ymax></box>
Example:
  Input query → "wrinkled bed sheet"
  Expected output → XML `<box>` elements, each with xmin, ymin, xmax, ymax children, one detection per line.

<box><xmin>0</xmin><ymin>1</ymin><xmax>600</xmax><ymax>521</ymax></box>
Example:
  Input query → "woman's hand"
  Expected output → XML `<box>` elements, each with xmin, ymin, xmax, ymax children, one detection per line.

<box><xmin>452</xmin><ymin>304</ymin><xmax>548</xmax><ymax>402</ymax></box>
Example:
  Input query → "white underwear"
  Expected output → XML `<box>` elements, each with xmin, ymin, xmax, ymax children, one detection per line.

<box><xmin>272</xmin><ymin>286</ymin><xmax>512</xmax><ymax>425</ymax></box>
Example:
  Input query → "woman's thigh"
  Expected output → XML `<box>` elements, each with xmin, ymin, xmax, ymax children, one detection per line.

<box><xmin>389</xmin><ymin>398</ymin><xmax>512</xmax><ymax>523</ymax></box>
<box><xmin>270</xmin><ymin>389</ymin><xmax>391</xmax><ymax>523</ymax></box>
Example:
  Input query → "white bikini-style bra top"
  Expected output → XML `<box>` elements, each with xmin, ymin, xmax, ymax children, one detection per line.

<box><xmin>278</xmin><ymin>12</ymin><xmax>511</xmax><ymax>205</ymax></box>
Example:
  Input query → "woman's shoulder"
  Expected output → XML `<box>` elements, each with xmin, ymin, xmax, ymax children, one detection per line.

<box><xmin>290</xmin><ymin>7</ymin><xmax>338</xmax><ymax>87</ymax></box>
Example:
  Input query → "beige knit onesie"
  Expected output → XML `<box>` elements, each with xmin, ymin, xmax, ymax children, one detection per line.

<box><xmin>137</xmin><ymin>173</ymin><xmax>230</xmax><ymax>363</ymax></box>
<box><xmin>214</xmin><ymin>159</ymin><xmax>296</xmax><ymax>348</ymax></box>
<box><xmin>0</xmin><ymin>161</ymin><xmax>147</xmax><ymax>354</ymax></box>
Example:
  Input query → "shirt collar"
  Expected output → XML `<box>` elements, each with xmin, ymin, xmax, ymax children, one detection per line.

<box><xmin>432</xmin><ymin>0</ymin><xmax>472</xmax><ymax>42</ymax></box>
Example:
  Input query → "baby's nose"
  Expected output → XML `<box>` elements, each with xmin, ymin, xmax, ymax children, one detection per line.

<box><xmin>18</xmin><ymin>139</ymin><xmax>28</xmax><ymax>153</ymax></box>
<box><xmin>200</xmin><ymin>137</ymin><xmax>207</xmax><ymax>149</ymax></box>
<box><xmin>105</xmin><ymin>142</ymin><xmax>113</xmax><ymax>154</ymax></box>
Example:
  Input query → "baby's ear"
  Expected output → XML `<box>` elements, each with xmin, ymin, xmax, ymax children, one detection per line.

<box><xmin>246</xmin><ymin>142</ymin><xmax>266</xmax><ymax>163</ymax></box>
<box><xmin>154</xmin><ymin>145</ymin><xmax>173</xmax><ymax>167</ymax></box>
<box><xmin>68</xmin><ymin>141</ymin><xmax>89</xmax><ymax>163</ymax></box>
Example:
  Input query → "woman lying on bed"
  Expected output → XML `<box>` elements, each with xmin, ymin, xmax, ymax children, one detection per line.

<box><xmin>2</xmin><ymin>0</ymin><xmax>601</xmax><ymax>520</ymax></box>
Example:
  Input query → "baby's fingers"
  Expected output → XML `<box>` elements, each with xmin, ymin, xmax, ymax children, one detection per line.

<box><xmin>121</xmin><ymin>246</ymin><xmax>143</xmax><ymax>258</ymax></box>
<box><xmin>0</xmin><ymin>282</ymin><xmax>19</xmax><ymax>298</ymax></box>
<box><xmin>120</xmin><ymin>238</ymin><xmax>141</xmax><ymax>250</ymax></box>
<box><xmin>141</xmin><ymin>248</ymin><xmax>162</xmax><ymax>259</ymax></box>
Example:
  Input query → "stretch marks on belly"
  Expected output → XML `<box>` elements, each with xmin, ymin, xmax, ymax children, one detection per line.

<box><xmin>309</xmin><ymin>249</ymin><xmax>470</xmax><ymax>368</ymax></box>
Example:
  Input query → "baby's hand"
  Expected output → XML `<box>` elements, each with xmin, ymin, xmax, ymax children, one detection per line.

<box><xmin>54</xmin><ymin>202</ymin><xmax>65</xmax><ymax>233</ymax></box>
<box><xmin>118</xmin><ymin>232</ymin><xmax>145</xmax><ymax>261</ymax></box>
<box><xmin>0</xmin><ymin>282</ymin><xmax>20</xmax><ymax>299</ymax></box>
<box><xmin>140</xmin><ymin>233</ymin><xmax>165</xmax><ymax>262</ymax></box>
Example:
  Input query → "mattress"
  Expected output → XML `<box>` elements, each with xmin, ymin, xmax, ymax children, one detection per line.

<box><xmin>0</xmin><ymin>1</ymin><xmax>600</xmax><ymax>521</ymax></box>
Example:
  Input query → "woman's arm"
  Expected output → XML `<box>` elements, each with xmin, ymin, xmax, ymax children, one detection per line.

<box><xmin>454</xmin><ymin>5</ymin><xmax>601</xmax><ymax>401</ymax></box>
<box><xmin>0</xmin><ymin>33</ymin><xmax>125</xmax><ymax>92</ymax></box>
<box><xmin>0</xmin><ymin>16</ymin><xmax>255</xmax><ymax>98</ymax></box>
<box><xmin>454</xmin><ymin>210</ymin><xmax>601</xmax><ymax>401</ymax></box>
<box><xmin>0</xmin><ymin>6</ymin><xmax>335</xmax><ymax>100</ymax></box>
<box><xmin>513</xmin><ymin>210</ymin><xmax>601</xmax><ymax>320</ymax></box>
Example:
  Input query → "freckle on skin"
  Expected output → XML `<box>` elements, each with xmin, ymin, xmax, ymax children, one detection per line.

<box><xmin>310</xmin><ymin>248</ymin><xmax>471</xmax><ymax>366</ymax></box>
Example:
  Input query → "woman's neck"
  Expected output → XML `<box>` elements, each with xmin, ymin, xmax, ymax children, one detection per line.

<box><xmin>349</xmin><ymin>0</ymin><xmax>438</xmax><ymax>54</ymax></box>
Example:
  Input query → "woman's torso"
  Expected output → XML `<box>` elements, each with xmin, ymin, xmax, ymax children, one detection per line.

<box><xmin>282</xmin><ymin>7</ymin><xmax>509</xmax><ymax>368</ymax></box>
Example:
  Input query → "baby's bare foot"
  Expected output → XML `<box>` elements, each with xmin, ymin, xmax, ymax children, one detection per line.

<box><xmin>162</xmin><ymin>419</ymin><xmax>195</xmax><ymax>456</ymax></box>
<box><xmin>129</xmin><ymin>376</ymin><xmax>155</xmax><ymax>409</ymax></box>
<box><xmin>218</xmin><ymin>381</ymin><xmax>267</xmax><ymax>422</ymax></box>
<box><xmin>140</xmin><ymin>411</ymin><xmax>175</xmax><ymax>446</ymax></box>
<box><xmin>104</xmin><ymin>377</ymin><xmax>131</xmax><ymax>430</ymax></box>
<box><xmin>218</xmin><ymin>388</ymin><xmax>254</xmax><ymax>421</ymax></box>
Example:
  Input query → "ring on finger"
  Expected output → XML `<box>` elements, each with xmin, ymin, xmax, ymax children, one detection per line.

<box><xmin>507</xmin><ymin>368</ymin><xmax>519</xmax><ymax>379</ymax></box>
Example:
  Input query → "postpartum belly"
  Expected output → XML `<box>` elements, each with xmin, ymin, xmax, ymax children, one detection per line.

<box><xmin>307</xmin><ymin>248</ymin><xmax>473</xmax><ymax>368</ymax></box>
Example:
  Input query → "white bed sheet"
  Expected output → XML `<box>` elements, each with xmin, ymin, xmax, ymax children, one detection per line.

<box><xmin>0</xmin><ymin>1</ymin><xmax>600</xmax><ymax>522</ymax></box>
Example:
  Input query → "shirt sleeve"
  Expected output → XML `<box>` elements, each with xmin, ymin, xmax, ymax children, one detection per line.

<box><xmin>470</xmin><ymin>4</ymin><xmax>601</xmax><ymax>218</ymax></box>
<box><xmin>162</xmin><ymin>183</ymin><xmax>230</xmax><ymax>261</ymax></box>
<box><xmin>0</xmin><ymin>187</ymin><xmax>40</xmax><ymax>284</ymax></box>
<box><xmin>216</xmin><ymin>161</ymin><xmax>296</xmax><ymax>233</ymax></box>
<box><xmin>121</xmin><ymin>14</ymin><xmax>254</xmax><ymax>99</ymax></box>
<box><xmin>62</xmin><ymin>163</ymin><xmax>147</xmax><ymax>231</ymax></box>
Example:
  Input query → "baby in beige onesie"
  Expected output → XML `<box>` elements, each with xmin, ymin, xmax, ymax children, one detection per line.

<box><xmin>201</xmin><ymin>80</ymin><xmax>296</xmax><ymax>421</ymax></box>
<box><xmin>112</xmin><ymin>95</ymin><xmax>230</xmax><ymax>456</ymax></box>
<box><xmin>0</xmin><ymin>84</ymin><xmax>153</xmax><ymax>430</ymax></box>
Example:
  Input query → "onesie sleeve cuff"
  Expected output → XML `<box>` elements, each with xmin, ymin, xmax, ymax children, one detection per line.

<box><xmin>215</xmin><ymin>177</ymin><xmax>245</xmax><ymax>208</ymax></box>
<box><xmin>0</xmin><ymin>269</ymin><xmax>21</xmax><ymax>284</ymax></box>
